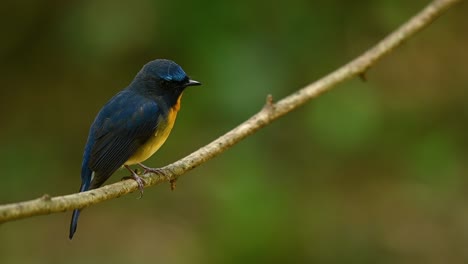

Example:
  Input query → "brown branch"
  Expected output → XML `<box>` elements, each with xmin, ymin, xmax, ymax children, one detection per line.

<box><xmin>0</xmin><ymin>0</ymin><xmax>461</xmax><ymax>223</ymax></box>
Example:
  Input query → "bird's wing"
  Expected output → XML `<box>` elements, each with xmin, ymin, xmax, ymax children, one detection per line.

<box><xmin>87</xmin><ymin>91</ymin><xmax>160</xmax><ymax>188</ymax></box>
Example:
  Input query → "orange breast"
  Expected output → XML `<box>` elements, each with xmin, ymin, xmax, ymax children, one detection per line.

<box><xmin>125</xmin><ymin>94</ymin><xmax>183</xmax><ymax>165</ymax></box>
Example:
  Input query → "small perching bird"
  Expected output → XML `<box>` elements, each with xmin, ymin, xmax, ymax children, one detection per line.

<box><xmin>69</xmin><ymin>59</ymin><xmax>201</xmax><ymax>239</ymax></box>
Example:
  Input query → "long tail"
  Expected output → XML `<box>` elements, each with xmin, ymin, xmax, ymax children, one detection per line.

<box><xmin>69</xmin><ymin>209</ymin><xmax>82</xmax><ymax>240</ymax></box>
<box><xmin>69</xmin><ymin>170</ymin><xmax>93</xmax><ymax>240</ymax></box>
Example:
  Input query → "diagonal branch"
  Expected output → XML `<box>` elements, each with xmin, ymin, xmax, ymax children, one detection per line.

<box><xmin>0</xmin><ymin>0</ymin><xmax>461</xmax><ymax>223</ymax></box>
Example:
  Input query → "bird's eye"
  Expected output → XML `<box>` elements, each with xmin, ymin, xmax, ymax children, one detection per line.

<box><xmin>158</xmin><ymin>79</ymin><xmax>173</xmax><ymax>89</ymax></box>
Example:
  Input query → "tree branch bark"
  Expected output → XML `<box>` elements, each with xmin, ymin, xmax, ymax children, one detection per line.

<box><xmin>0</xmin><ymin>0</ymin><xmax>461</xmax><ymax>223</ymax></box>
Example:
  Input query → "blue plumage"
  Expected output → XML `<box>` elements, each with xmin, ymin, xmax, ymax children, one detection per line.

<box><xmin>69</xmin><ymin>59</ymin><xmax>200</xmax><ymax>239</ymax></box>
<box><xmin>87</xmin><ymin>91</ymin><xmax>160</xmax><ymax>185</ymax></box>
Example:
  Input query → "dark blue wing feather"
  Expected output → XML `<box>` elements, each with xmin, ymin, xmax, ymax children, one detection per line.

<box><xmin>85</xmin><ymin>90</ymin><xmax>160</xmax><ymax>189</ymax></box>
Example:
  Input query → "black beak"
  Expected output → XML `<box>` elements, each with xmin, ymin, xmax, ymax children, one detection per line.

<box><xmin>186</xmin><ymin>79</ymin><xmax>201</xmax><ymax>87</ymax></box>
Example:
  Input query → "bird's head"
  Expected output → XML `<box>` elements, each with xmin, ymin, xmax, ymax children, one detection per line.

<box><xmin>134</xmin><ymin>59</ymin><xmax>201</xmax><ymax>96</ymax></box>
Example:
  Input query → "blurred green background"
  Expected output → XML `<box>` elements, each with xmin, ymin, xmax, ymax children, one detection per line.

<box><xmin>1</xmin><ymin>0</ymin><xmax>467</xmax><ymax>263</ymax></box>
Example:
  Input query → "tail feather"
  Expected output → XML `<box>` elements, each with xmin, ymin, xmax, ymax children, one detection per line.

<box><xmin>69</xmin><ymin>209</ymin><xmax>81</xmax><ymax>239</ymax></box>
<box><xmin>69</xmin><ymin>170</ymin><xmax>93</xmax><ymax>240</ymax></box>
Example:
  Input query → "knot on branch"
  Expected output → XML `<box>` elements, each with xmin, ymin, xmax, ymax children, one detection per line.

<box><xmin>41</xmin><ymin>194</ymin><xmax>52</xmax><ymax>201</ymax></box>
<box><xmin>262</xmin><ymin>94</ymin><xmax>275</xmax><ymax>113</ymax></box>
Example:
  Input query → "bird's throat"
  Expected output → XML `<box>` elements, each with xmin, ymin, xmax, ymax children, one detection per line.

<box><xmin>172</xmin><ymin>93</ymin><xmax>183</xmax><ymax>112</ymax></box>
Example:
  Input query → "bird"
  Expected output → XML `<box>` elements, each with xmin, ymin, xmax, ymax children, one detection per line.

<box><xmin>69</xmin><ymin>59</ymin><xmax>201</xmax><ymax>239</ymax></box>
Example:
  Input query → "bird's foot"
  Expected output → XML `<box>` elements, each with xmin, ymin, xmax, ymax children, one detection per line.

<box><xmin>138</xmin><ymin>163</ymin><xmax>175</xmax><ymax>190</ymax></box>
<box><xmin>124</xmin><ymin>165</ymin><xmax>146</xmax><ymax>199</ymax></box>
<box><xmin>138</xmin><ymin>163</ymin><xmax>161</xmax><ymax>174</ymax></box>
<box><xmin>137</xmin><ymin>163</ymin><xmax>169</xmax><ymax>178</ymax></box>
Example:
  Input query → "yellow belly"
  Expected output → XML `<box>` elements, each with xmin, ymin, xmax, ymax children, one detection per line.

<box><xmin>124</xmin><ymin>96</ymin><xmax>181</xmax><ymax>165</ymax></box>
